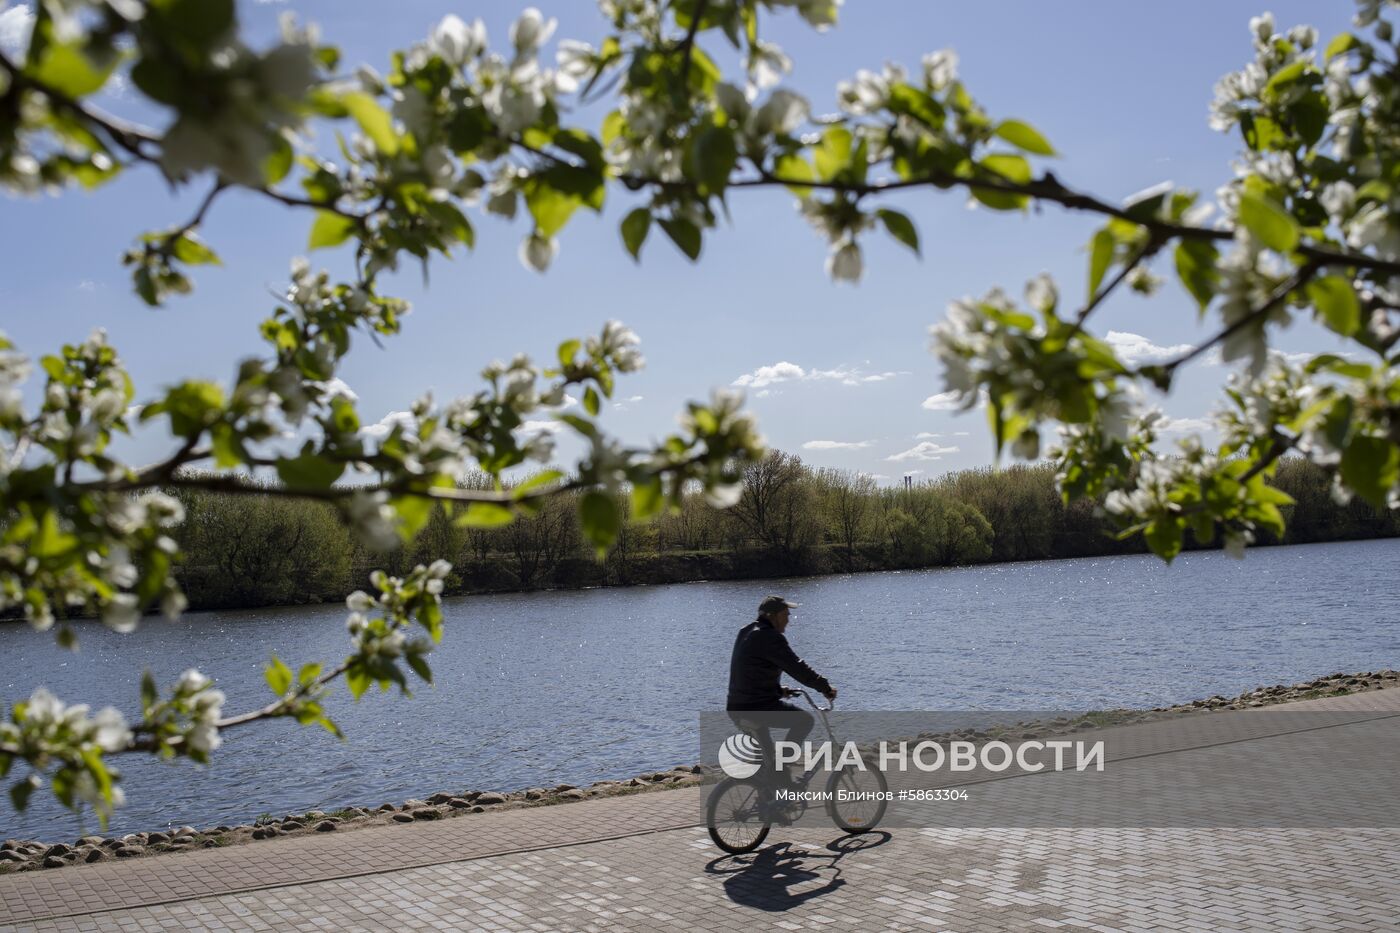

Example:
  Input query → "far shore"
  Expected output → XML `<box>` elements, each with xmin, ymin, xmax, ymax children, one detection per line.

<box><xmin>4</xmin><ymin>534</ymin><xmax>1397</xmax><ymax>627</ymax></box>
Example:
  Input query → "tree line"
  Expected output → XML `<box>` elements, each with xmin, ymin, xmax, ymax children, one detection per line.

<box><xmin>163</xmin><ymin>452</ymin><xmax>1400</xmax><ymax>611</ymax></box>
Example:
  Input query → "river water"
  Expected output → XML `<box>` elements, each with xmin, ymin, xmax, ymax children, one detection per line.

<box><xmin>3</xmin><ymin>538</ymin><xmax>1398</xmax><ymax>840</ymax></box>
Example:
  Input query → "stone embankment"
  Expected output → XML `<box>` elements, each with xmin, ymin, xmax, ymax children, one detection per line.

<box><xmin>2</xmin><ymin>668</ymin><xmax>1395</xmax><ymax>874</ymax></box>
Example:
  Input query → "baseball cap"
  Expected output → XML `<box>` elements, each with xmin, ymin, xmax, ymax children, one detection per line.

<box><xmin>758</xmin><ymin>595</ymin><xmax>799</xmax><ymax>615</ymax></box>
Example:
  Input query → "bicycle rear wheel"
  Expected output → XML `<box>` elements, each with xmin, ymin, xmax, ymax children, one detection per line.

<box><xmin>706</xmin><ymin>778</ymin><xmax>771</xmax><ymax>854</ymax></box>
<box><xmin>826</xmin><ymin>758</ymin><xmax>888</xmax><ymax>833</ymax></box>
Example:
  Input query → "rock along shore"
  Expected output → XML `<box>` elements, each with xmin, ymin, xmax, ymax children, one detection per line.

<box><xmin>2</xmin><ymin>668</ymin><xmax>1396</xmax><ymax>875</ymax></box>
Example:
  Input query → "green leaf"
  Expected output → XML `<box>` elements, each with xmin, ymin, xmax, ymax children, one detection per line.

<box><xmin>1240</xmin><ymin>113</ymin><xmax>1289</xmax><ymax>152</ymax></box>
<box><xmin>265</xmin><ymin>655</ymin><xmax>293</xmax><ymax>696</ymax></box>
<box><xmin>583</xmin><ymin>386</ymin><xmax>601</xmax><ymax>416</ymax></box>
<box><xmin>969</xmin><ymin>186</ymin><xmax>1029</xmax><ymax>211</ymax></box>
<box><xmin>149</xmin><ymin>0</ymin><xmax>235</xmax><ymax>52</ymax></box>
<box><xmin>691</xmin><ymin>125</ymin><xmax>738</xmax><ymax>195</ymax></box>
<box><xmin>346</xmin><ymin>662</ymin><xmax>371</xmax><ymax>700</ymax></box>
<box><xmin>1325</xmin><ymin>33</ymin><xmax>1361</xmax><ymax>60</ymax></box>
<box><xmin>1237</xmin><ymin>191</ymin><xmax>1299</xmax><ymax>253</ymax></box>
<box><xmin>140</xmin><ymin>671</ymin><xmax>158</xmax><ymax>711</ymax></box>
<box><xmin>275</xmin><ymin>452</ymin><xmax>345</xmax><ymax>489</ymax></box>
<box><xmin>1340</xmin><ymin>435</ymin><xmax>1400</xmax><ymax>508</ymax></box>
<box><xmin>308</xmin><ymin>211</ymin><xmax>355</xmax><ymax>250</ymax></box>
<box><xmin>391</xmin><ymin>495</ymin><xmax>432</xmax><ymax>541</ymax></box>
<box><xmin>172</xmin><ymin>234</ymin><xmax>220</xmax><ymax>266</ymax></box>
<box><xmin>980</xmin><ymin>153</ymin><xmax>1032</xmax><ymax>184</ymax></box>
<box><xmin>813</xmin><ymin>126</ymin><xmax>853</xmax><ymax>181</ymax></box>
<box><xmin>1144</xmin><ymin>516</ymin><xmax>1184</xmax><ymax>562</ymax></box>
<box><xmin>341</xmin><ymin>92</ymin><xmax>400</xmax><ymax>156</ymax></box>
<box><xmin>525</xmin><ymin>180</ymin><xmax>580</xmax><ymax>237</ymax></box>
<box><xmin>264</xmin><ymin>136</ymin><xmax>294</xmax><ymax>186</ymax></box>
<box><xmin>1307</xmin><ymin>276</ymin><xmax>1361</xmax><ymax>336</ymax></box>
<box><xmin>557</xmin><ymin>339</ymin><xmax>580</xmax><ymax>367</ymax></box>
<box><xmin>994</xmin><ymin>119</ymin><xmax>1056</xmax><ymax>156</ymax></box>
<box><xmin>9</xmin><ymin>775</ymin><xmax>39</xmax><ymax>812</ymax></box>
<box><xmin>513</xmin><ymin>470</ymin><xmax>565</xmax><ymax>498</ymax></box>
<box><xmin>659</xmin><ymin>218</ymin><xmax>702</xmax><ymax>260</ymax></box>
<box><xmin>579</xmin><ymin>491</ymin><xmax>621</xmax><ymax>558</ymax></box>
<box><xmin>620</xmin><ymin>208</ymin><xmax>651</xmax><ymax>261</ymax></box>
<box><xmin>29</xmin><ymin>42</ymin><xmax>119</xmax><ymax>98</ymax></box>
<box><xmin>773</xmin><ymin>152</ymin><xmax>815</xmax><ymax>197</ymax></box>
<box><xmin>888</xmin><ymin>83</ymin><xmax>944</xmax><ymax>129</ymax></box>
<box><xmin>631</xmin><ymin>475</ymin><xmax>664</xmax><ymax>521</ymax></box>
<box><xmin>406</xmin><ymin>653</ymin><xmax>433</xmax><ymax>684</ymax></box>
<box><xmin>1264</xmin><ymin>60</ymin><xmax>1311</xmax><ymax>96</ymax></box>
<box><xmin>1174</xmin><ymin>240</ymin><xmax>1220</xmax><ymax>311</ymax></box>
<box><xmin>454</xmin><ymin>501</ymin><xmax>515</xmax><ymax>528</ymax></box>
<box><xmin>877</xmin><ymin>209</ymin><xmax>920</xmax><ymax>256</ymax></box>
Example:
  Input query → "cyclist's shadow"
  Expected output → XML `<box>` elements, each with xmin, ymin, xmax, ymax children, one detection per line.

<box><xmin>704</xmin><ymin>832</ymin><xmax>892</xmax><ymax>912</ymax></box>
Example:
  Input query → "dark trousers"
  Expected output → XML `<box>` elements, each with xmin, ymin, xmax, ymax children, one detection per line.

<box><xmin>727</xmin><ymin>701</ymin><xmax>815</xmax><ymax>787</ymax></box>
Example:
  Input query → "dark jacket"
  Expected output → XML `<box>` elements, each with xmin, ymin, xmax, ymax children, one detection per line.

<box><xmin>726</xmin><ymin>618</ymin><xmax>832</xmax><ymax>710</ymax></box>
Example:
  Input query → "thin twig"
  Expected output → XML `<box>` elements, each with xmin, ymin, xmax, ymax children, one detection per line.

<box><xmin>676</xmin><ymin>0</ymin><xmax>709</xmax><ymax>86</ymax></box>
<box><xmin>1066</xmin><ymin>238</ymin><xmax>1162</xmax><ymax>340</ymax></box>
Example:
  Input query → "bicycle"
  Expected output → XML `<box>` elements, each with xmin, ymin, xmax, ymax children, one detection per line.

<box><xmin>706</xmin><ymin>688</ymin><xmax>889</xmax><ymax>854</ymax></box>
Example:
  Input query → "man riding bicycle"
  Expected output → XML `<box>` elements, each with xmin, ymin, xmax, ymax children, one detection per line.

<box><xmin>726</xmin><ymin>595</ymin><xmax>837</xmax><ymax>791</ymax></box>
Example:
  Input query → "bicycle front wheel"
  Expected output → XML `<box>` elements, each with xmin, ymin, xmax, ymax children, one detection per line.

<box><xmin>706</xmin><ymin>778</ymin><xmax>771</xmax><ymax>854</ymax></box>
<box><xmin>826</xmin><ymin>757</ymin><xmax>889</xmax><ymax>833</ymax></box>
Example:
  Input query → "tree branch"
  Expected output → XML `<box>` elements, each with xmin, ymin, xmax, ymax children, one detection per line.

<box><xmin>1156</xmin><ymin>261</ymin><xmax>1321</xmax><ymax>374</ymax></box>
<box><xmin>675</xmin><ymin>0</ymin><xmax>709</xmax><ymax>86</ymax></box>
<box><xmin>1067</xmin><ymin>237</ymin><xmax>1162</xmax><ymax>339</ymax></box>
<box><xmin>0</xmin><ymin>49</ymin><xmax>161</xmax><ymax>162</ymax></box>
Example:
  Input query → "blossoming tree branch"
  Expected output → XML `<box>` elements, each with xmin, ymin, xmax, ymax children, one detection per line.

<box><xmin>2</xmin><ymin>0</ymin><xmax>1398</xmax><ymax>823</ymax></box>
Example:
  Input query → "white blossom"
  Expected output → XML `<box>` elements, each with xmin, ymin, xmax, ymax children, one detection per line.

<box><xmin>510</xmin><ymin>8</ymin><xmax>556</xmax><ymax>55</ymax></box>
<box><xmin>519</xmin><ymin>231</ymin><xmax>559</xmax><ymax>272</ymax></box>
<box><xmin>826</xmin><ymin>239</ymin><xmax>864</xmax><ymax>283</ymax></box>
<box><xmin>1024</xmin><ymin>273</ymin><xmax>1057</xmax><ymax>314</ymax></box>
<box><xmin>430</xmin><ymin>14</ymin><xmax>486</xmax><ymax>66</ymax></box>
<box><xmin>747</xmin><ymin>41</ymin><xmax>791</xmax><ymax>91</ymax></box>
<box><xmin>102</xmin><ymin>593</ymin><xmax>140</xmax><ymax>634</ymax></box>
<box><xmin>922</xmin><ymin>49</ymin><xmax>958</xmax><ymax>91</ymax></box>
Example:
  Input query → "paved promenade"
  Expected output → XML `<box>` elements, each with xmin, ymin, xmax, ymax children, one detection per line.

<box><xmin>3</xmin><ymin>690</ymin><xmax>1399</xmax><ymax>932</ymax></box>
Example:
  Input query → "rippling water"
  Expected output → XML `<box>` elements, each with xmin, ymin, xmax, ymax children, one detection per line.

<box><xmin>3</xmin><ymin>538</ymin><xmax>1398</xmax><ymax>840</ymax></box>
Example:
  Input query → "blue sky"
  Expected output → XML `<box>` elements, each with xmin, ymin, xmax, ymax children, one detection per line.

<box><xmin>0</xmin><ymin>1</ymin><xmax>1361</xmax><ymax>482</ymax></box>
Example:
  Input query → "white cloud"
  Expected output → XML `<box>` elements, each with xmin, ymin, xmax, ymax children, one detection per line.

<box><xmin>519</xmin><ymin>419</ymin><xmax>563</xmax><ymax>435</ymax></box>
<box><xmin>1105</xmin><ymin>330</ymin><xmax>1194</xmax><ymax>367</ymax></box>
<box><xmin>1158</xmin><ymin>416</ymin><xmax>1214</xmax><ymax>435</ymax></box>
<box><xmin>76</xmin><ymin>280</ymin><xmax>97</xmax><ymax>292</ymax></box>
<box><xmin>886</xmin><ymin>441</ymin><xmax>960</xmax><ymax>462</ymax></box>
<box><xmin>733</xmin><ymin>361</ymin><xmax>805</xmax><ymax>388</ymax></box>
<box><xmin>802</xmin><ymin>440</ymin><xmax>873</xmax><ymax>450</ymax></box>
<box><xmin>952</xmin><ymin>431</ymin><xmax>969</xmax><ymax>437</ymax></box>
<box><xmin>612</xmin><ymin>394</ymin><xmax>645</xmax><ymax>411</ymax></box>
<box><xmin>0</xmin><ymin>3</ymin><xmax>34</xmax><ymax>58</ymax></box>
<box><xmin>921</xmin><ymin>391</ymin><xmax>963</xmax><ymax>411</ymax></box>
<box><xmin>915</xmin><ymin>432</ymin><xmax>943</xmax><ymax>439</ymax></box>
<box><xmin>733</xmin><ymin>361</ymin><xmax>907</xmax><ymax>389</ymax></box>
<box><xmin>361</xmin><ymin>410</ymin><xmax>416</xmax><ymax>441</ymax></box>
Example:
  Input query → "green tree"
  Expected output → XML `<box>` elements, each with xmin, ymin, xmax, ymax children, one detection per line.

<box><xmin>3</xmin><ymin>0</ymin><xmax>1399</xmax><ymax>825</ymax></box>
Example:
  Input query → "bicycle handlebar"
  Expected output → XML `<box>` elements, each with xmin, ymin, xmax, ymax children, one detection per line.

<box><xmin>791</xmin><ymin>687</ymin><xmax>835</xmax><ymax>713</ymax></box>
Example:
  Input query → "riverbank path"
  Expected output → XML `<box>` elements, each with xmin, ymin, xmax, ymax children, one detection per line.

<box><xmin>3</xmin><ymin>688</ymin><xmax>1400</xmax><ymax>931</ymax></box>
